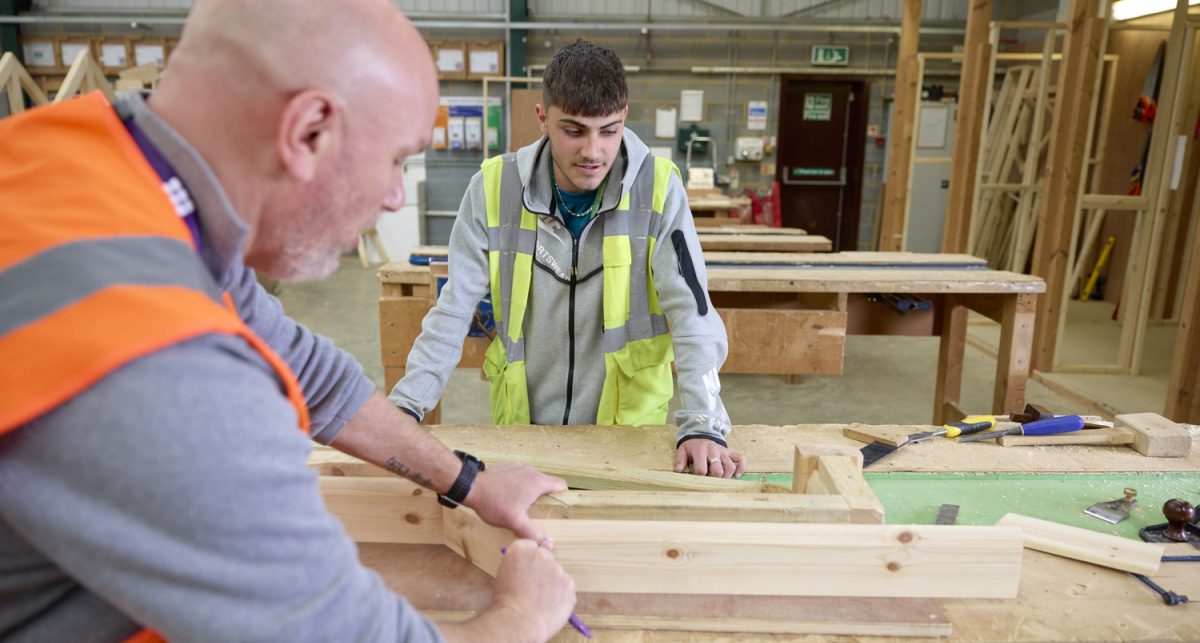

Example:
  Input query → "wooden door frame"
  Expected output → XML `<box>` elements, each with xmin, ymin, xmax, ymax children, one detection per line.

<box><xmin>776</xmin><ymin>75</ymin><xmax>870</xmax><ymax>250</ymax></box>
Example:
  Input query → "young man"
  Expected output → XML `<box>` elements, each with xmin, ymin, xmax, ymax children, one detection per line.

<box><xmin>391</xmin><ymin>40</ymin><xmax>747</xmax><ymax>477</ymax></box>
<box><xmin>0</xmin><ymin>1</ymin><xmax>574</xmax><ymax>641</ymax></box>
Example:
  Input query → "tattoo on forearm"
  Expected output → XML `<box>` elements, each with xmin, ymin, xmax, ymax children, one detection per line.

<box><xmin>386</xmin><ymin>456</ymin><xmax>433</xmax><ymax>487</ymax></box>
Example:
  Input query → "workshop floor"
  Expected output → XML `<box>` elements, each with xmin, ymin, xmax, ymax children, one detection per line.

<box><xmin>276</xmin><ymin>257</ymin><xmax>1087</xmax><ymax>426</ymax></box>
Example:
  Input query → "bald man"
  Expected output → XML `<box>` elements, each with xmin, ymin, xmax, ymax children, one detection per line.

<box><xmin>0</xmin><ymin>1</ymin><xmax>576</xmax><ymax>641</ymax></box>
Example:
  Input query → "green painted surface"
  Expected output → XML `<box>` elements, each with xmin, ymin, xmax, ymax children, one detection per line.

<box><xmin>753</xmin><ymin>472</ymin><xmax>1199</xmax><ymax>540</ymax></box>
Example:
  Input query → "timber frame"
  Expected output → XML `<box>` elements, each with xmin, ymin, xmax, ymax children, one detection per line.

<box><xmin>311</xmin><ymin>442</ymin><xmax>1023</xmax><ymax>636</ymax></box>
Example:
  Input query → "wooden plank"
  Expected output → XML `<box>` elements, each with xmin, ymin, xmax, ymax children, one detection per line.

<box><xmin>933</xmin><ymin>294</ymin><xmax>968</xmax><ymax>424</ymax></box>
<box><xmin>528</xmin><ymin>490</ymin><xmax>851</xmax><ymax>523</ymax></box>
<box><xmin>698</xmin><ymin>234</ymin><xmax>832</xmax><ymax>253</ymax></box>
<box><xmin>695</xmin><ymin>226</ymin><xmax>809</xmax><ymax>235</ymax></box>
<box><xmin>1029</xmin><ymin>0</ymin><xmax>1107</xmax><ymax>371</ymax></box>
<box><xmin>389</xmin><ymin>424</ymin><xmax>1200</xmax><ymax>474</ymax></box>
<box><xmin>702</xmin><ymin>250</ymin><xmax>987</xmax><ymax>267</ymax></box>
<box><xmin>993</xmin><ymin>292</ymin><xmax>1037</xmax><ymax>415</ymax></box>
<box><xmin>469</xmin><ymin>450</ymin><xmax>764</xmax><ymax>493</ymax></box>
<box><xmin>879</xmin><ymin>0</ymin><xmax>922</xmax><ymax>251</ymax></box>
<box><xmin>998</xmin><ymin>426</ymin><xmax>1133</xmax><ymax>447</ymax></box>
<box><xmin>995</xmin><ymin>513</ymin><xmax>1162</xmax><ymax>575</ymax></box>
<box><xmin>1166</xmin><ymin>189</ymin><xmax>1200</xmax><ymax>422</ymax></box>
<box><xmin>319</xmin><ymin>477</ymin><xmax>444</xmax><ymax>545</ymax></box>
<box><xmin>1115</xmin><ymin>412</ymin><xmax>1193</xmax><ymax>457</ymax></box>
<box><xmin>446</xmin><ymin>508</ymin><xmax>1022</xmax><ymax>598</ymax></box>
<box><xmin>705</xmin><ymin>267</ymin><xmax>1045</xmax><ymax>295</ymax></box>
<box><xmin>360</xmin><ymin>543</ymin><xmax>953</xmax><ymax>638</ymax></box>
<box><xmin>842</xmin><ymin>423</ymin><xmax>913</xmax><ymax>448</ymax></box>
<box><xmin>943</xmin><ymin>0</ymin><xmax>992</xmax><ymax>254</ymax></box>
<box><xmin>718</xmin><ymin>308</ymin><xmax>845</xmax><ymax>375</ymax></box>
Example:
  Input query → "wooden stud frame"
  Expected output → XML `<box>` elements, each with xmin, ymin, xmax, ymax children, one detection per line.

<box><xmin>1047</xmin><ymin>4</ymin><xmax>1196</xmax><ymax>376</ymax></box>
<box><xmin>312</xmin><ymin>444</ymin><xmax>1023</xmax><ymax>604</ymax></box>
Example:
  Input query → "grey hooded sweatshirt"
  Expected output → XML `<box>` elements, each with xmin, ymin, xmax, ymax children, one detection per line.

<box><xmin>390</xmin><ymin>129</ymin><xmax>732</xmax><ymax>445</ymax></box>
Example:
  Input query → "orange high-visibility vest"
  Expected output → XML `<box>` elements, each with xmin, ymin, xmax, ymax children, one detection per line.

<box><xmin>0</xmin><ymin>92</ymin><xmax>311</xmax><ymax>642</ymax></box>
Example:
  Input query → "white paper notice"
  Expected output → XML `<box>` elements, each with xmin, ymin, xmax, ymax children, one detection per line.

<box><xmin>465</xmin><ymin>116</ymin><xmax>483</xmax><ymax>150</ymax></box>
<box><xmin>22</xmin><ymin>42</ymin><xmax>55</xmax><ymax>67</ymax></box>
<box><xmin>134</xmin><ymin>44</ymin><xmax>165</xmax><ymax>69</ymax></box>
<box><xmin>448</xmin><ymin>117</ymin><xmax>465</xmax><ymax>150</ymax></box>
<box><xmin>680</xmin><ymin>90</ymin><xmax>704</xmax><ymax>122</ymax></box>
<box><xmin>437</xmin><ymin>49</ymin><xmax>464</xmax><ymax>72</ymax></box>
<box><xmin>469</xmin><ymin>50</ymin><xmax>500</xmax><ymax>75</ymax></box>
<box><xmin>1170</xmin><ymin>135</ymin><xmax>1187</xmax><ymax>190</ymax></box>
<box><xmin>655</xmin><ymin>107</ymin><xmax>677</xmax><ymax>139</ymax></box>
<box><xmin>747</xmin><ymin>100</ymin><xmax>767</xmax><ymax>130</ymax></box>
<box><xmin>100</xmin><ymin>43</ymin><xmax>128</xmax><ymax>68</ymax></box>
<box><xmin>59</xmin><ymin>43</ymin><xmax>90</xmax><ymax>67</ymax></box>
<box><xmin>916</xmin><ymin>104</ymin><xmax>949</xmax><ymax>149</ymax></box>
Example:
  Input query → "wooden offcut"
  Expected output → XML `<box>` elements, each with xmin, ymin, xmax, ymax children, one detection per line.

<box><xmin>794</xmin><ymin>446</ymin><xmax>884</xmax><ymax>524</ymax></box>
<box><xmin>996</xmin><ymin>513</ymin><xmax>1162</xmax><ymax>575</ymax></box>
<box><xmin>1115</xmin><ymin>412</ymin><xmax>1193</xmax><ymax>457</ymax></box>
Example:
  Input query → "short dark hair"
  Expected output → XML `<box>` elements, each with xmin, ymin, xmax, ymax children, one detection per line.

<box><xmin>542</xmin><ymin>39</ymin><xmax>628</xmax><ymax>117</ymax></box>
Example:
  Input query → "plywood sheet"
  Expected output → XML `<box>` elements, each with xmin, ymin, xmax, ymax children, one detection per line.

<box><xmin>719</xmin><ymin>308</ymin><xmax>846</xmax><ymax>374</ymax></box>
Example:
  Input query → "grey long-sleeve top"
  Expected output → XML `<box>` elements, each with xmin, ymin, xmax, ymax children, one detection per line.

<box><xmin>0</xmin><ymin>93</ymin><xmax>442</xmax><ymax>642</ymax></box>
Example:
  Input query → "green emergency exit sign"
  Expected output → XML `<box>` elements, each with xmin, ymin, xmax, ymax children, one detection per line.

<box><xmin>812</xmin><ymin>45</ymin><xmax>849</xmax><ymax>66</ymax></box>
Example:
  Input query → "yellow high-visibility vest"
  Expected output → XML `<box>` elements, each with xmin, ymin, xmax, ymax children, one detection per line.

<box><xmin>480</xmin><ymin>153</ymin><xmax>679</xmax><ymax>426</ymax></box>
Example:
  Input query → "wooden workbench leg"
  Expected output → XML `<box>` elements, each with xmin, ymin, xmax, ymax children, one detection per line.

<box><xmin>993</xmin><ymin>292</ymin><xmax>1037</xmax><ymax>416</ymax></box>
<box><xmin>933</xmin><ymin>294</ymin><xmax>967</xmax><ymax>424</ymax></box>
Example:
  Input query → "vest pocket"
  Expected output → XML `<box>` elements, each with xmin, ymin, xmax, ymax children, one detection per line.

<box><xmin>608</xmin><ymin>336</ymin><xmax>675</xmax><ymax>426</ymax></box>
<box><xmin>483</xmin><ymin>337</ymin><xmax>530</xmax><ymax>424</ymax></box>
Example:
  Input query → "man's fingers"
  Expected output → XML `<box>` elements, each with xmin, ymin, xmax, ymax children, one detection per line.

<box><xmin>733</xmin><ymin>453</ymin><xmax>748</xmax><ymax>477</ymax></box>
<box><xmin>692</xmin><ymin>451</ymin><xmax>709</xmax><ymax>476</ymax></box>
<box><xmin>508</xmin><ymin>513</ymin><xmax>553</xmax><ymax>549</ymax></box>
<box><xmin>539</xmin><ymin>472</ymin><xmax>568</xmax><ymax>495</ymax></box>
<box><xmin>674</xmin><ymin>447</ymin><xmax>688</xmax><ymax>473</ymax></box>
<box><xmin>720</xmin><ymin>455</ymin><xmax>735</xmax><ymax>478</ymax></box>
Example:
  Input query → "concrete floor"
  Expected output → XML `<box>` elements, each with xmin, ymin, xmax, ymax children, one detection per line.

<box><xmin>966</xmin><ymin>300</ymin><xmax>1175</xmax><ymax>416</ymax></box>
<box><xmin>276</xmin><ymin>257</ymin><xmax>1087</xmax><ymax>427</ymax></box>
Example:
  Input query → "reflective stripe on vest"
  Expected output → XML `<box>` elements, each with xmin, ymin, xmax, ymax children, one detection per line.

<box><xmin>481</xmin><ymin>152</ymin><xmax>678</xmax><ymax>426</ymax></box>
<box><xmin>0</xmin><ymin>92</ymin><xmax>311</xmax><ymax>436</ymax></box>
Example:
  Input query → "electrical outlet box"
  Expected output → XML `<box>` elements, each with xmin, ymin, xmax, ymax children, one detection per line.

<box><xmin>735</xmin><ymin>137</ymin><xmax>764</xmax><ymax>162</ymax></box>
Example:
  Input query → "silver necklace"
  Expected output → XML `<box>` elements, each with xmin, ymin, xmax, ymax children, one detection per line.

<box><xmin>552</xmin><ymin>179</ymin><xmax>598</xmax><ymax>219</ymax></box>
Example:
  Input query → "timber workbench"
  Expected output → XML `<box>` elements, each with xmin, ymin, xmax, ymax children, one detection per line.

<box><xmin>313</xmin><ymin>422</ymin><xmax>1200</xmax><ymax>641</ymax></box>
<box><xmin>378</xmin><ymin>251</ymin><xmax>1044</xmax><ymax>424</ymax></box>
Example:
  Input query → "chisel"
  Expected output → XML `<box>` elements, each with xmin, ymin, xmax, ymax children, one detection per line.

<box><xmin>958</xmin><ymin>415</ymin><xmax>1085</xmax><ymax>443</ymax></box>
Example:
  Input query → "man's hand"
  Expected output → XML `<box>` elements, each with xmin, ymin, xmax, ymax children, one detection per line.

<box><xmin>441</xmin><ymin>538</ymin><xmax>576</xmax><ymax>642</ymax></box>
<box><xmin>464</xmin><ymin>462</ymin><xmax>567</xmax><ymax>548</ymax></box>
<box><xmin>674</xmin><ymin>439</ymin><xmax>747</xmax><ymax>478</ymax></box>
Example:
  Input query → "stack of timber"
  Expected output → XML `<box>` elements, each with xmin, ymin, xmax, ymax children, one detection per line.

<box><xmin>971</xmin><ymin>66</ymin><xmax>1055</xmax><ymax>271</ymax></box>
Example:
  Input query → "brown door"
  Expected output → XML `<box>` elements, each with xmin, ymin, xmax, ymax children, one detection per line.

<box><xmin>776</xmin><ymin>77</ymin><xmax>867</xmax><ymax>250</ymax></box>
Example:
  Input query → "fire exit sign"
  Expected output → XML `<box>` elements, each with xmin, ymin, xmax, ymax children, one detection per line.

<box><xmin>812</xmin><ymin>45</ymin><xmax>849</xmax><ymax>66</ymax></box>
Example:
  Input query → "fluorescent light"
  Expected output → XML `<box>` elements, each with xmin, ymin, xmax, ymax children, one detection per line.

<box><xmin>1112</xmin><ymin>0</ymin><xmax>1199</xmax><ymax>21</ymax></box>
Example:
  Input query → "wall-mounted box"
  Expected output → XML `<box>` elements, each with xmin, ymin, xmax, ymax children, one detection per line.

<box><xmin>466</xmin><ymin>41</ymin><xmax>504</xmax><ymax>80</ymax></box>
<box><xmin>431</xmin><ymin>41</ymin><xmax>467</xmax><ymax>81</ymax></box>
<box><xmin>21</xmin><ymin>37</ymin><xmax>58</xmax><ymax>69</ymax></box>
<box><xmin>58</xmin><ymin>38</ymin><xmax>95</xmax><ymax>70</ymax></box>
<box><xmin>98</xmin><ymin>39</ymin><xmax>132</xmax><ymax>71</ymax></box>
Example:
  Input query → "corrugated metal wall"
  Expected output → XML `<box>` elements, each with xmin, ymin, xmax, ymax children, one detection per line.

<box><xmin>20</xmin><ymin>0</ymin><xmax>1050</xmax><ymax>247</ymax></box>
<box><xmin>32</xmin><ymin>0</ymin><xmax>972</xmax><ymax>21</ymax></box>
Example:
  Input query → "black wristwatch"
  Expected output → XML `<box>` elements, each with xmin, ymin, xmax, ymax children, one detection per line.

<box><xmin>437</xmin><ymin>450</ymin><xmax>485</xmax><ymax>509</ymax></box>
